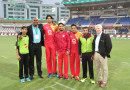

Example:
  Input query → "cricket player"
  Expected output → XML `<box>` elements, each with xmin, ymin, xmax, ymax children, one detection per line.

<box><xmin>79</xmin><ymin>27</ymin><xmax>95</xmax><ymax>84</ymax></box>
<box><xmin>70</xmin><ymin>24</ymin><xmax>82</xmax><ymax>81</ymax></box>
<box><xmin>16</xmin><ymin>26</ymin><xmax>31</xmax><ymax>83</ymax></box>
<box><xmin>54</xmin><ymin>23</ymin><xmax>70</xmax><ymax>80</ymax></box>
<box><xmin>43</xmin><ymin>15</ymin><xmax>59</xmax><ymax>78</ymax></box>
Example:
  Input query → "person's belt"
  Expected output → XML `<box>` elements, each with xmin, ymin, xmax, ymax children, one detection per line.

<box><xmin>32</xmin><ymin>43</ymin><xmax>41</xmax><ymax>45</ymax></box>
<box><xmin>95</xmin><ymin>51</ymin><xmax>100</xmax><ymax>53</ymax></box>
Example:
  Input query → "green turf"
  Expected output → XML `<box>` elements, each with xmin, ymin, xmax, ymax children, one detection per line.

<box><xmin>0</xmin><ymin>36</ymin><xmax>130</xmax><ymax>90</ymax></box>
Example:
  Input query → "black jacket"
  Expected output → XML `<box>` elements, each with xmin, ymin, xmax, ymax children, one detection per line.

<box><xmin>27</xmin><ymin>24</ymin><xmax>44</xmax><ymax>46</ymax></box>
<box><xmin>92</xmin><ymin>33</ymin><xmax>112</xmax><ymax>58</ymax></box>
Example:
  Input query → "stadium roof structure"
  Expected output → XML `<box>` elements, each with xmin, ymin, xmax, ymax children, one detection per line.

<box><xmin>62</xmin><ymin>0</ymin><xmax>107</xmax><ymax>5</ymax></box>
<box><xmin>0</xmin><ymin>18</ymin><xmax>46</xmax><ymax>23</ymax></box>
<box><xmin>62</xmin><ymin>0</ymin><xmax>130</xmax><ymax>7</ymax></box>
<box><xmin>61</xmin><ymin>0</ymin><xmax>130</xmax><ymax>12</ymax></box>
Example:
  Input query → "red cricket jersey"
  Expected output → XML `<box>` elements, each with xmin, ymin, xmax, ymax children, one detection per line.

<box><xmin>70</xmin><ymin>31</ymin><xmax>82</xmax><ymax>53</ymax></box>
<box><xmin>43</xmin><ymin>23</ymin><xmax>58</xmax><ymax>46</ymax></box>
<box><xmin>55</xmin><ymin>31</ymin><xmax>70</xmax><ymax>52</ymax></box>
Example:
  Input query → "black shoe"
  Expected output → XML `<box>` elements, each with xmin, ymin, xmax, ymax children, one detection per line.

<box><xmin>39</xmin><ymin>75</ymin><xmax>43</xmax><ymax>78</ymax></box>
<box><xmin>30</xmin><ymin>76</ymin><xmax>34</xmax><ymax>80</ymax></box>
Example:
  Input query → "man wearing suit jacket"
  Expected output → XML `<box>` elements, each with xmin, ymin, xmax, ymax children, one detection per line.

<box><xmin>27</xmin><ymin>18</ymin><xmax>44</xmax><ymax>80</ymax></box>
<box><xmin>92</xmin><ymin>24</ymin><xmax>112</xmax><ymax>88</ymax></box>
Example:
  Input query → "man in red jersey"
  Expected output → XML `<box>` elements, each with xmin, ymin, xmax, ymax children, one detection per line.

<box><xmin>43</xmin><ymin>15</ymin><xmax>59</xmax><ymax>78</ymax></box>
<box><xmin>70</xmin><ymin>24</ymin><xmax>82</xmax><ymax>81</ymax></box>
<box><xmin>54</xmin><ymin>23</ymin><xmax>70</xmax><ymax>80</ymax></box>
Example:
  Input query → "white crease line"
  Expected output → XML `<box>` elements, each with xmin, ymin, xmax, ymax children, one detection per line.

<box><xmin>39</xmin><ymin>84</ymin><xmax>56</xmax><ymax>90</ymax></box>
<box><xmin>1</xmin><ymin>56</ymin><xmax>7</xmax><ymax>59</ymax></box>
<box><xmin>121</xmin><ymin>62</ymin><xmax>130</xmax><ymax>66</ymax></box>
<box><xmin>55</xmin><ymin>82</ymin><xmax>76</xmax><ymax>90</ymax></box>
<box><xmin>44</xmin><ymin>84</ymin><xmax>56</xmax><ymax>88</ymax></box>
<box><xmin>2</xmin><ymin>71</ymin><xmax>17</xmax><ymax>76</ymax></box>
<box><xmin>38</xmin><ymin>88</ymin><xmax>44</xmax><ymax>90</ymax></box>
<box><xmin>122</xmin><ymin>62</ymin><xmax>130</xmax><ymax>64</ymax></box>
<box><xmin>50</xmin><ymin>86</ymin><xmax>57</xmax><ymax>90</ymax></box>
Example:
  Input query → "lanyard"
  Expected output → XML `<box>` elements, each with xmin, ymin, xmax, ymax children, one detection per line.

<box><xmin>33</xmin><ymin>25</ymin><xmax>38</xmax><ymax>35</ymax></box>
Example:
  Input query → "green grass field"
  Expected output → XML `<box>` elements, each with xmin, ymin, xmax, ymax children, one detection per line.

<box><xmin>0</xmin><ymin>36</ymin><xmax>130</xmax><ymax>90</ymax></box>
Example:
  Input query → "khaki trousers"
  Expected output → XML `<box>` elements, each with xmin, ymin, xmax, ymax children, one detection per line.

<box><xmin>94</xmin><ymin>52</ymin><xmax>108</xmax><ymax>83</ymax></box>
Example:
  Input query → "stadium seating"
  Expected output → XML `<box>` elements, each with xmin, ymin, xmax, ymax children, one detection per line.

<box><xmin>90</xmin><ymin>16</ymin><xmax>100</xmax><ymax>19</ymax></box>
<box><xmin>78</xmin><ymin>17</ymin><xmax>89</xmax><ymax>25</ymax></box>
<box><xmin>66</xmin><ymin>17</ymin><xmax>130</xmax><ymax>25</ymax></box>
<box><xmin>119</xmin><ymin>29</ymin><xmax>129</xmax><ymax>34</ymax></box>
<box><xmin>90</xmin><ymin>18</ymin><xmax>104</xmax><ymax>25</ymax></box>
<box><xmin>118</xmin><ymin>17</ymin><xmax>130</xmax><ymax>24</ymax></box>
<box><xmin>66</xmin><ymin>18</ymin><xmax>79</xmax><ymax>24</ymax></box>
<box><xmin>103</xmin><ymin>18</ymin><xmax>117</xmax><ymax>25</ymax></box>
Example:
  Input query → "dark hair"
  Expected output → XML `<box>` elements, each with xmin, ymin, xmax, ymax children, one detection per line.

<box><xmin>46</xmin><ymin>15</ymin><xmax>53</xmax><ymax>20</ymax></box>
<box><xmin>21</xmin><ymin>26</ymin><xmax>27</xmax><ymax>29</ymax></box>
<box><xmin>71</xmin><ymin>24</ymin><xmax>77</xmax><ymax>28</ymax></box>
<box><xmin>58</xmin><ymin>23</ymin><xmax>64</xmax><ymax>26</ymax></box>
<box><xmin>83</xmin><ymin>27</ymin><xmax>89</xmax><ymax>29</ymax></box>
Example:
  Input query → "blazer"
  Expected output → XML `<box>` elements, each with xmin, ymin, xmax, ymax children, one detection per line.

<box><xmin>27</xmin><ymin>24</ymin><xmax>44</xmax><ymax>46</ymax></box>
<box><xmin>92</xmin><ymin>33</ymin><xmax>112</xmax><ymax>58</ymax></box>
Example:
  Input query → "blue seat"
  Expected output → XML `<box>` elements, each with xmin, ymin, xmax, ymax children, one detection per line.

<box><xmin>103</xmin><ymin>18</ymin><xmax>117</xmax><ymax>25</ymax></box>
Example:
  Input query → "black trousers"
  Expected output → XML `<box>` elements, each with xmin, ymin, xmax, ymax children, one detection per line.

<box><xmin>19</xmin><ymin>54</ymin><xmax>29</xmax><ymax>79</ymax></box>
<box><xmin>29</xmin><ymin>43</ymin><xmax>42</xmax><ymax>76</ymax></box>
<box><xmin>82</xmin><ymin>52</ymin><xmax>94</xmax><ymax>79</ymax></box>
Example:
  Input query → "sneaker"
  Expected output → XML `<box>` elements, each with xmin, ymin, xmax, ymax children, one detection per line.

<box><xmin>64</xmin><ymin>76</ymin><xmax>69</xmax><ymax>80</ymax></box>
<box><xmin>53</xmin><ymin>73</ymin><xmax>59</xmax><ymax>78</ymax></box>
<box><xmin>59</xmin><ymin>75</ymin><xmax>63</xmax><ymax>79</ymax></box>
<box><xmin>71</xmin><ymin>75</ymin><xmax>75</xmax><ymax>79</ymax></box>
<box><xmin>25</xmin><ymin>78</ymin><xmax>31</xmax><ymax>81</ymax></box>
<box><xmin>48</xmin><ymin>74</ymin><xmax>52</xmax><ymax>78</ymax></box>
<box><xmin>80</xmin><ymin>78</ymin><xmax>87</xmax><ymax>82</ymax></box>
<box><xmin>59</xmin><ymin>77</ymin><xmax>62</xmax><ymax>79</ymax></box>
<box><xmin>64</xmin><ymin>78</ymin><xmax>68</xmax><ymax>80</ymax></box>
<box><xmin>75</xmin><ymin>76</ymin><xmax>80</xmax><ymax>81</ymax></box>
<box><xmin>90</xmin><ymin>79</ymin><xmax>95</xmax><ymax>84</ymax></box>
<box><xmin>100</xmin><ymin>83</ymin><xmax>106</xmax><ymax>88</ymax></box>
<box><xmin>20</xmin><ymin>79</ymin><xmax>25</xmax><ymax>83</ymax></box>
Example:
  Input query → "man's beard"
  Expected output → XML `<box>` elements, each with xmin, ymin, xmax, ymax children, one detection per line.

<box><xmin>84</xmin><ymin>33</ymin><xmax>90</xmax><ymax>39</ymax></box>
<box><xmin>73</xmin><ymin>31</ymin><xmax>77</xmax><ymax>34</ymax></box>
<box><xmin>60</xmin><ymin>30</ymin><xmax>63</xmax><ymax>31</ymax></box>
<box><xmin>34</xmin><ymin>24</ymin><xmax>38</xmax><ymax>27</ymax></box>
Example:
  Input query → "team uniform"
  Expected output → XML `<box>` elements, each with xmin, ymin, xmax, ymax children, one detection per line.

<box><xmin>69</xmin><ymin>31</ymin><xmax>82</xmax><ymax>80</ymax></box>
<box><xmin>17</xmin><ymin>35</ymin><xmax>30</xmax><ymax>82</ymax></box>
<box><xmin>79</xmin><ymin>34</ymin><xmax>95</xmax><ymax>83</ymax></box>
<box><xmin>54</xmin><ymin>31</ymin><xmax>70</xmax><ymax>79</ymax></box>
<box><xmin>43</xmin><ymin>23</ymin><xmax>59</xmax><ymax>76</ymax></box>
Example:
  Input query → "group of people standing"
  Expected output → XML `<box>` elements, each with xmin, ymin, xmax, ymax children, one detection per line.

<box><xmin>16</xmin><ymin>15</ymin><xmax>112</xmax><ymax>88</ymax></box>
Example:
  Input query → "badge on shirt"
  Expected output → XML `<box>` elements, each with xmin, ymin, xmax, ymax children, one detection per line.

<box><xmin>24</xmin><ymin>44</ymin><xmax>27</xmax><ymax>48</ymax></box>
<box><xmin>35</xmin><ymin>35</ymin><xmax>39</xmax><ymax>40</ymax></box>
<box><xmin>72</xmin><ymin>39</ymin><xmax>76</xmax><ymax>44</ymax></box>
<box><xmin>48</xmin><ymin>30</ymin><xmax>52</xmax><ymax>35</ymax></box>
<box><xmin>63</xmin><ymin>35</ymin><xmax>65</xmax><ymax>37</ymax></box>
